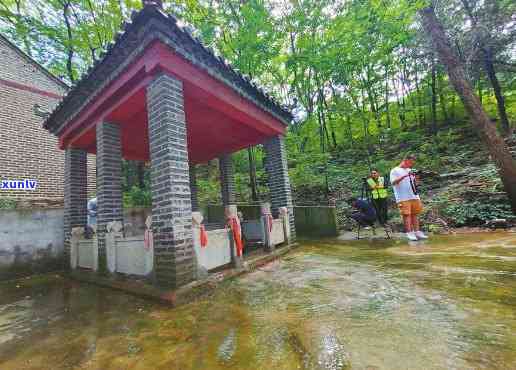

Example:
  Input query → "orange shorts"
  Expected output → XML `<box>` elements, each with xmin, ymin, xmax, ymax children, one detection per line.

<box><xmin>397</xmin><ymin>199</ymin><xmax>423</xmax><ymax>216</ymax></box>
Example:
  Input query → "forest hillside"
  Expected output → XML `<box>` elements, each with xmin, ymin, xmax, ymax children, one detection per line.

<box><xmin>1</xmin><ymin>0</ymin><xmax>514</xmax><ymax>229</ymax></box>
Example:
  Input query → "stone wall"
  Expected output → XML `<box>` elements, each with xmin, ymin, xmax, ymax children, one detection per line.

<box><xmin>205</xmin><ymin>204</ymin><xmax>261</xmax><ymax>223</ymax></box>
<box><xmin>0</xmin><ymin>209</ymin><xmax>65</xmax><ymax>280</ymax></box>
<box><xmin>0</xmin><ymin>207</ymin><xmax>152</xmax><ymax>281</ymax></box>
<box><xmin>0</xmin><ymin>35</ymin><xmax>96</xmax><ymax>201</ymax></box>
<box><xmin>294</xmin><ymin>206</ymin><xmax>338</xmax><ymax>237</ymax></box>
<box><xmin>0</xmin><ymin>205</ymin><xmax>336</xmax><ymax>281</ymax></box>
<box><xmin>205</xmin><ymin>205</ymin><xmax>338</xmax><ymax>237</ymax></box>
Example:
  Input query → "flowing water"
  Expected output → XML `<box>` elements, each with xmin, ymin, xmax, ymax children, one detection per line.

<box><xmin>0</xmin><ymin>232</ymin><xmax>515</xmax><ymax>370</ymax></box>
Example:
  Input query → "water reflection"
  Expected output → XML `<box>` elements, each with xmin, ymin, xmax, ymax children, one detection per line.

<box><xmin>0</xmin><ymin>232</ymin><xmax>514</xmax><ymax>369</ymax></box>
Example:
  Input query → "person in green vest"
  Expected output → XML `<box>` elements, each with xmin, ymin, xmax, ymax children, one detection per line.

<box><xmin>366</xmin><ymin>169</ymin><xmax>389</xmax><ymax>225</ymax></box>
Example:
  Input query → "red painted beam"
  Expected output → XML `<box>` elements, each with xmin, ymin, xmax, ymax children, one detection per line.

<box><xmin>66</xmin><ymin>76</ymin><xmax>152</xmax><ymax>148</ymax></box>
<box><xmin>149</xmin><ymin>42</ymin><xmax>285</xmax><ymax>136</ymax></box>
<box><xmin>59</xmin><ymin>58</ymin><xmax>151</xmax><ymax>148</ymax></box>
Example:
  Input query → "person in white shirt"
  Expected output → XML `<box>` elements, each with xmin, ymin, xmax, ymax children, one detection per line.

<box><xmin>390</xmin><ymin>154</ymin><xmax>428</xmax><ymax>241</ymax></box>
<box><xmin>87</xmin><ymin>197</ymin><xmax>97</xmax><ymax>227</ymax></box>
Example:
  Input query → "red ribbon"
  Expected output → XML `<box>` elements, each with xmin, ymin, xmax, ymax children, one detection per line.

<box><xmin>228</xmin><ymin>217</ymin><xmax>244</xmax><ymax>257</ymax></box>
<box><xmin>200</xmin><ymin>224</ymin><xmax>208</xmax><ymax>247</ymax></box>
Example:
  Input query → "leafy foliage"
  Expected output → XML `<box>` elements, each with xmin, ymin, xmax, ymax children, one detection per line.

<box><xmin>442</xmin><ymin>201</ymin><xmax>513</xmax><ymax>227</ymax></box>
<box><xmin>0</xmin><ymin>198</ymin><xmax>17</xmax><ymax>209</ymax></box>
<box><xmin>123</xmin><ymin>186</ymin><xmax>151</xmax><ymax>208</ymax></box>
<box><xmin>1</xmin><ymin>0</ymin><xmax>514</xmax><ymax>222</ymax></box>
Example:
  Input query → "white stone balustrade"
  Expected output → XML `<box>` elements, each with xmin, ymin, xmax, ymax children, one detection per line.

<box><xmin>104</xmin><ymin>217</ymin><xmax>153</xmax><ymax>277</ymax></box>
<box><xmin>70</xmin><ymin>226</ymin><xmax>98</xmax><ymax>271</ymax></box>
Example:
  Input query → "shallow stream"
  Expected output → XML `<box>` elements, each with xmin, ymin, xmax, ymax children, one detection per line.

<box><xmin>0</xmin><ymin>232</ymin><xmax>515</xmax><ymax>369</ymax></box>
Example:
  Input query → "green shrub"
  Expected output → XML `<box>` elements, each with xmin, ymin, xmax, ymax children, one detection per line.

<box><xmin>442</xmin><ymin>201</ymin><xmax>513</xmax><ymax>226</ymax></box>
<box><xmin>123</xmin><ymin>186</ymin><xmax>152</xmax><ymax>208</ymax></box>
<box><xmin>0</xmin><ymin>198</ymin><xmax>17</xmax><ymax>209</ymax></box>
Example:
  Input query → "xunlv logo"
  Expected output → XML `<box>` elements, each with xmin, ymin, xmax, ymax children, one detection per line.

<box><xmin>1</xmin><ymin>179</ymin><xmax>38</xmax><ymax>190</ymax></box>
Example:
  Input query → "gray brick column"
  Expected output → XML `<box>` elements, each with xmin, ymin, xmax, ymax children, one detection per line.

<box><xmin>64</xmin><ymin>148</ymin><xmax>88</xmax><ymax>267</ymax></box>
<box><xmin>96</xmin><ymin>121</ymin><xmax>123</xmax><ymax>272</ymax></box>
<box><xmin>147</xmin><ymin>73</ymin><xmax>194</xmax><ymax>288</ymax></box>
<box><xmin>219</xmin><ymin>154</ymin><xmax>235</xmax><ymax>206</ymax></box>
<box><xmin>189</xmin><ymin>164</ymin><xmax>200</xmax><ymax>212</ymax></box>
<box><xmin>263</xmin><ymin>135</ymin><xmax>296</xmax><ymax>240</ymax></box>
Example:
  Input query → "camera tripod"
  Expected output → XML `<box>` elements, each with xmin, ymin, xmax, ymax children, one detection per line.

<box><xmin>355</xmin><ymin>178</ymin><xmax>392</xmax><ymax>240</ymax></box>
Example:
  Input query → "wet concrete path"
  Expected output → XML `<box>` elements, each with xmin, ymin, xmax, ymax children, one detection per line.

<box><xmin>0</xmin><ymin>232</ymin><xmax>515</xmax><ymax>369</ymax></box>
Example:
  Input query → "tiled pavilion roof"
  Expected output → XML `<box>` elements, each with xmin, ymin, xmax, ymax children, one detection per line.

<box><xmin>43</xmin><ymin>2</ymin><xmax>292</xmax><ymax>135</ymax></box>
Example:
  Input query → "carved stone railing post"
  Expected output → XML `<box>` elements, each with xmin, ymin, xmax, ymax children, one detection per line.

<box><xmin>192</xmin><ymin>211</ymin><xmax>203</xmax><ymax>250</ymax></box>
<box><xmin>225</xmin><ymin>205</ymin><xmax>243</xmax><ymax>268</ymax></box>
<box><xmin>106</xmin><ymin>220</ymin><xmax>123</xmax><ymax>274</ymax></box>
<box><xmin>92</xmin><ymin>228</ymin><xmax>99</xmax><ymax>271</ymax></box>
<box><xmin>279</xmin><ymin>207</ymin><xmax>291</xmax><ymax>244</ymax></box>
<box><xmin>261</xmin><ymin>202</ymin><xmax>274</xmax><ymax>251</ymax></box>
<box><xmin>192</xmin><ymin>212</ymin><xmax>208</xmax><ymax>279</ymax></box>
<box><xmin>144</xmin><ymin>216</ymin><xmax>154</xmax><ymax>276</ymax></box>
<box><xmin>70</xmin><ymin>227</ymin><xmax>84</xmax><ymax>269</ymax></box>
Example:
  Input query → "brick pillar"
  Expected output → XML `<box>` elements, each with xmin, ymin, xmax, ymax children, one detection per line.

<box><xmin>64</xmin><ymin>148</ymin><xmax>88</xmax><ymax>267</ymax></box>
<box><xmin>263</xmin><ymin>135</ymin><xmax>296</xmax><ymax>240</ymax></box>
<box><xmin>219</xmin><ymin>153</ymin><xmax>235</xmax><ymax>206</ymax></box>
<box><xmin>96</xmin><ymin>122</ymin><xmax>123</xmax><ymax>272</ymax></box>
<box><xmin>147</xmin><ymin>73</ymin><xmax>194</xmax><ymax>288</ymax></box>
<box><xmin>189</xmin><ymin>164</ymin><xmax>200</xmax><ymax>212</ymax></box>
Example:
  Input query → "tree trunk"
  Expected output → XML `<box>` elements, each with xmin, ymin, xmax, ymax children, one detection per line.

<box><xmin>460</xmin><ymin>0</ymin><xmax>511</xmax><ymax>134</ymax></box>
<box><xmin>483</xmin><ymin>47</ymin><xmax>510</xmax><ymax>134</ymax></box>
<box><xmin>136</xmin><ymin>161</ymin><xmax>145</xmax><ymax>188</ymax></box>
<box><xmin>346</xmin><ymin>113</ymin><xmax>354</xmax><ymax>147</ymax></box>
<box><xmin>248</xmin><ymin>147</ymin><xmax>259</xmax><ymax>202</ymax></box>
<box><xmin>393</xmin><ymin>77</ymin><xmax>406</xmax><ymax>128</ymax></box>
<box><xmin>322</xmin><ymin>94</ymin><xmax>338</xmax><ymax>147</ymax></box>
<box><xmin>317</xmin><ymin>109</ymin><xmax>325</xmax><ymax>153</ymax></box>
<box><xmin>414</xmin><ymin>65</ymin><xmax>425</xmax><ymax>127</ymax></box>
<box><xmin>477</xmin><ymin>78</ymin><xmax>483</xmax><ymax>105</ymax></box>
<box><xmin>363</xmin><ymin>69</ymin><xmax>381</xmax><ymax>130</ymax></box>
<box><xmin>62</xmin><ymin>1</ymin><xmax>75</xmax><ymax>83</ymax></box>
<box><xmin>316</xmin><ymin>82</ymin><xmax>329</xmax><ymax>152</ymax></box>
<box><xmin>450</xmin><ymin>94</ymin><xmax>456</xmax><ymax>121</ymax></box>
<box><xmin>437</xmin><ymin>72</ymin><xmax>449</xmax><ymax>123</ymax></box>
<box><xmin>401</xmin><ymin>56</ymin><xmax>412</xmax><ymax>129</ymax></box>
<box><xmin>367</xmin><ymin>86</ymin><xmax>382</xmax><ymax>130</ymax></box>
<box><xmin>420</xmin><ymin>5</ymin><xmax>516</xmax><ymax>213</ymax></box>
<box><xmin>430</xmin><ymin>56</ymin><xmax>438</xmax><ymax>134</ymax></box>
<box><xmin>384</xmin><ymin>65</ymin><xmax>391</xmax><ymax>129</ymax></box>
